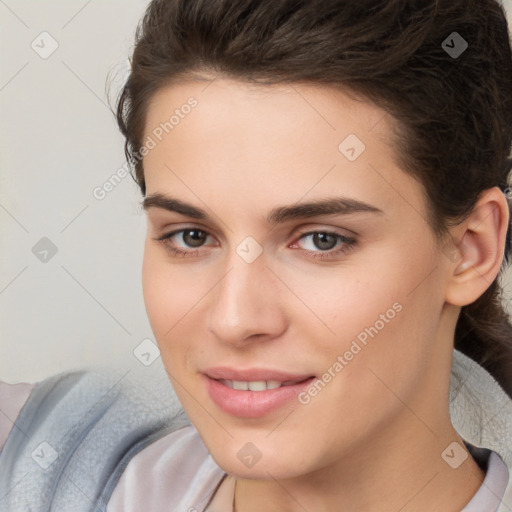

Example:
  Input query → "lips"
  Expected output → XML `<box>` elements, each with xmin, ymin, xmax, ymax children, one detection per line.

<box><xmin>203</xmin><ymin>367</ymin><xmax>317</xmax><ymax>418</ymax></box>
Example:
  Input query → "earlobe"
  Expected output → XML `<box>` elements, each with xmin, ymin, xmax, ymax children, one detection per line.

<box><xmin>445</xmin><ymin>187</ymin><xmax>510</xmax><ymax>307</ymax></box>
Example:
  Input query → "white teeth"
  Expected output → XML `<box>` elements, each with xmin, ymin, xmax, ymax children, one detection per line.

<box><xmin>232</xmin><ymin>380</ymin><xmax>249</xmax><ymax>391</ymax></box>
<box><xmin>248</xmin><ymin>381</ymin><xmax>267</xmax><ymax>391</ymax></box>
<box><xmin>221</xmin><ymin>379</ymin><xmax>285</xmax><ymax>391</ymax></box>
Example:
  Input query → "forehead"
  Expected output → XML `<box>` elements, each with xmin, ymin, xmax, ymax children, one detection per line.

<box><xmin>141</xmin><ymin>78</ymin><xmax>427</xmax><ymax>226</ymax></box>
<box><xmin>144</xmin><ymin>77</ymin><xmax>394</xmax><ymax>142</ymax></box>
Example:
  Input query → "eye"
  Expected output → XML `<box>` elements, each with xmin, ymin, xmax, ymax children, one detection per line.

<box><xmin>154</xmin><ymin>227</ymin><xmax>217</xmax><ymax>257</ymax></box>
<box><xmin>291</xmin><ymin>230</ymin><xmax>357</xmax><ymax>259</ymax></box>
<box><xmin>153</xmin><ymin>227</ymin><xmax>357</xmax><ymax>260</ymax></box>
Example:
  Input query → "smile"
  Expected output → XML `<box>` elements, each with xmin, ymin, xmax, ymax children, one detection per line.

<box><xmin>204</xmin><ymin>374</ymin><xmax>316</xmax><ymax>418</ymax></box>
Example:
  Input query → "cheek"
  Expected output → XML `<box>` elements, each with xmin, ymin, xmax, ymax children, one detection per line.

<box><xmin>142</xmin><ymin>245</ymin><xmax>202</xmax><ymax>337</ymax></box>
<box><xmin>341</xmin><ymin>284</ymin><xmax>441</xmax><ymax>412</ymax></box>
<box><xmin>283</xmin><ymin>273</ymin><xmax>440</xmax><ymax>452</ymax></box>
<box><xmin>142</xmin><ymin>250</ymin><xmax>173</xmax><ymax>338</ymax></box>
<box><xmin>272</xmin><ymin>259</ymin><xmax>403</xmax><ymax>348</ymax></box>
<box><xmin>281</xmin><ymin>248</ymin><xmax>441</xmax><ymax>380</ymax></box>
<box><xmin>141</xmin><ymin>245</ymin><xmax>214</xmax><ymax>380</ymax></box>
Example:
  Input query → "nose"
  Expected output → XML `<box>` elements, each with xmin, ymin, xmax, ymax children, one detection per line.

<box><xmin>206</xmin><ymin>250</ymin><xmax>288</xmax><ymax>346</ymax></box>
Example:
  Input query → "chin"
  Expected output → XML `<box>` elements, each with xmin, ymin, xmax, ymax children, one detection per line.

<box><xmin>204</xmin><ymin>435</ymin><xmax>313</xmax><ymax>480</ymax></box>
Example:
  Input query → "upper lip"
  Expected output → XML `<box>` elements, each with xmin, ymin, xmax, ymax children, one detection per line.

<box><xmin>203</xmin><ymin>367</ymin><xmax>315</xmax><ymax>382</ymax></box>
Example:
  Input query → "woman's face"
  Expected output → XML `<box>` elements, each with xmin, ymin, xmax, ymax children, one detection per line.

<box><xmin>141</xmin><ymin>78</ymin><xmax>455</xmax><ymax>479</ymax></box>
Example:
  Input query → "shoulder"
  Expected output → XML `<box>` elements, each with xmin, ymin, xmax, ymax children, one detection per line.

<box><xmin>0</xmin><ymin>380</ymin><xmax>35</xmax><ymax>453</ymax></box>
<box><xmin>0</xmin><ymin>367</ymin><xmax>190</xmax><ymax>512</ymax></box>
<box><xmin>106</xmin><ymin>424</ymin><xmax>226</xmax><ymax>512</ymax></box>
<box><xmin>450</xmin><ymin>349</ymin><xmax>512</xmax><ymax>466</ymax></box>
<box><xmin>450</xmin><ymin>350</ymin><xmax>512</xmax><ymax>511</ymax></box>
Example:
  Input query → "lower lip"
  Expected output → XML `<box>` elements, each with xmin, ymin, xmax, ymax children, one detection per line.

<box><xmin>204</xmin><ymin>375</ymin><xmax>316</xmax><ymax>418</ymax></box>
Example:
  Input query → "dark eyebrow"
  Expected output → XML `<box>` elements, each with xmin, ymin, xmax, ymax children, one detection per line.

<box><xmin>267</xmin><ymin>196</ymin><xmax>384</xmax><ymax>223</ymax></box>
<box><xmin>142</xmin><ymin>193</ymin><xmax>384</xmax><ymax>224</ymax></box>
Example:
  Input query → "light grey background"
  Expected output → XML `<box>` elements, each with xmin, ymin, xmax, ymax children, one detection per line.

<box><xmin>1</xmin><ymin>0</ymin><xmax>512</xmax><ymax>383</ymax></box>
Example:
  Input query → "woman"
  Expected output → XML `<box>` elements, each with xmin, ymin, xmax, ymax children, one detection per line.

<box><xmin>1</xmin><ymin>0</ymin><xmax>512</xmax><ymax>510</ymax></box>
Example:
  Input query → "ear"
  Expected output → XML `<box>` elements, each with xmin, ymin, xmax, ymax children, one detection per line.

<box><xmin>444</xmin><ymin>187</ymin><xmax>510</xmax><ymax>307</ymax></box>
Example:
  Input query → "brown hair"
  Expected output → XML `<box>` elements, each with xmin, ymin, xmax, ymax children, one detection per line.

<box><xmin>113</xmin><ymin>0</ymin><xmax>512</xmax><ymax>396</ymax></box>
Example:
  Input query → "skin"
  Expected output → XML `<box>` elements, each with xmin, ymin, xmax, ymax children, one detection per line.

<box><xmin>140</xmin><ymin>77</ymin><xmax>509</xmax><ymax>512</ymax></box>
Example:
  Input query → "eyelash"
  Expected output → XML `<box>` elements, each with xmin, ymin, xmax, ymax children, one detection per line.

<box><xmin>154</xmin><ymin>227</ymin><xmax>357</xmax><ymax>260</ymax></box>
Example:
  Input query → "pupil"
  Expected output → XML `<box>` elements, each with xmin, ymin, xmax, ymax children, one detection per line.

<box><xmin>314</xmin><ymin>233</ymin><xmax>337</xmax><ymax>251</ymax></box>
